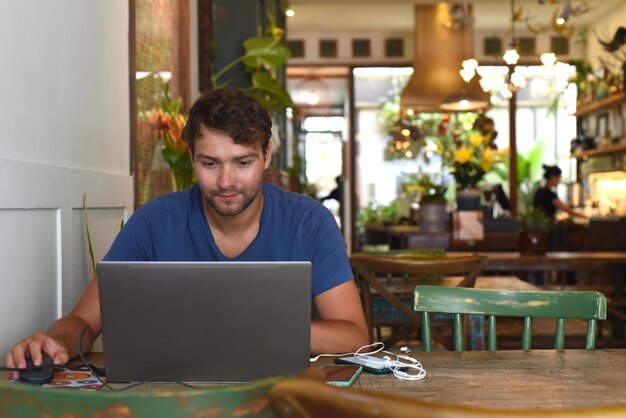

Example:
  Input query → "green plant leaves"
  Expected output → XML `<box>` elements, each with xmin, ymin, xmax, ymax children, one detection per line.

<box><xmin>242</xmin><ymin>36</ymin><xmax>291</xmax><ymax>70</ymax></box>
<box><xmin>517</xmin><ymin>141</ymin><xmax>545</xmax><ymax>185</ymax></box>
<box><xmin>212</xmin><ymin>34</ymin><xmax>294</xmax><ymax>112</ymax></box>
<box><xmin>250</xmin><ymin>72</ymin><xmax>295</xmax><ymax>111</ymax></box>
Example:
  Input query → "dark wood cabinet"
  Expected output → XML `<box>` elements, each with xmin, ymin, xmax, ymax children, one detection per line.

<box><xmin>555</xmin><ymin>219</ymin><xmax>626</xmax><ymax>251</ymax></box>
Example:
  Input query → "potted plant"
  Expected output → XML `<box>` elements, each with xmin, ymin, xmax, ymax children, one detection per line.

<box><xmin>517</xmin><ymin>181</ymin><xmax>552</xmax><ymax>255</ymax></box>
<box><xmin>404</xmin><ymin>174</ymin><xmax>449</xmax><ymax>232</ymax></box>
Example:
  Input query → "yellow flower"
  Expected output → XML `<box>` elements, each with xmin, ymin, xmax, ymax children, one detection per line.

<box><xmin>272</xmin><ymin>27</ymin><xmax>285</xmax><ymax>40</ymax></box>
<box><xmin>483</xmin><ymin>147</ymin><xmax>494</xmax><ymax>162</ymax></box>
<box><xmin>454</xmin><ymin>146</ymin><xmax>472</xmax><ymax>164</ymax></box>
<box><xmin>469</xmin><ymin>132</ymin><xmax>484</xmax><ymax>148</ymax></box>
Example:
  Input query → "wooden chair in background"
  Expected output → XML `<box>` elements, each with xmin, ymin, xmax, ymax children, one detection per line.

<box><xmin>349</xmin><ymin>253</ymin><xmax>489</xmax><ymax>345</ymax></box>
<box><xmin>269</xmin><ymin>377</ymin><xmax>626</xmax><ymax>418</ymax></box>
<box><xmin>414</xmin><ymin>285</ymin><xmax>607</xmax><ymax>351</ymax></box>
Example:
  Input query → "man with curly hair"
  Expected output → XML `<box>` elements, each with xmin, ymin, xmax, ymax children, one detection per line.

<box><xmin>6</xmin><ymin>89</ymin><xmax>368</xmax><ymax>376</ymax></box>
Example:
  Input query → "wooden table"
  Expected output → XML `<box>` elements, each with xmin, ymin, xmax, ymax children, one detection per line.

<box><xmin>451</xmin><ymin>251</ymin><xmax>626</xmax><ymax>339</ymax></box>
<box><xmin>450</xmin><ymin>251</ymin><xmax>626</xmax><ymax>272</ymax></box>
<box><xmin>349</xmin><ymin>349</ymin><xmax>626</xmax><ymax>409</ymax></box>
<box><xmin>5</xmin><ymin>350</ymin><xmax>626</xmax><ymax>413</ymax></box>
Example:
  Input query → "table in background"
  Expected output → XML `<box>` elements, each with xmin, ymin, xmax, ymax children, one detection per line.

<box><xmin>451</xmin><ymin>251</ymin><xmax>626</xmax><ymax>339</ymax></box>
<box><xmin>353</xmin><ymin>349</ymin><xmax>626</xmax><ymax>409</ymax></box>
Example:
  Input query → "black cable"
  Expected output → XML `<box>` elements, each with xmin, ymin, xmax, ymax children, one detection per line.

<box><xmin>77</xmin><ymin>324</ymin><xmax>115</xmax><ymax>391</ymax></box>
<box><xmin>76</xmin><ymin>324</ymin><xmax>201</xmax><ymax>391</ymax></box>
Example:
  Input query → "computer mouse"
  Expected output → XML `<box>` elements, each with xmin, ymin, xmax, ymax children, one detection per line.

<box><xmin>20</xmin><ymin>354</ymin><xmax>55</xmax><ymax>384</ymax></box>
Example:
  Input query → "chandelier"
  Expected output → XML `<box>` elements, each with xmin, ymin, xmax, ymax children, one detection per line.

<box><xmin>458</xmin><ymin>0</ymin><xmax>586</xmax><ymax>99</ymax></box>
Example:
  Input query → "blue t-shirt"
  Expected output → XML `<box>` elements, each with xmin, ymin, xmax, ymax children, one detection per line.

<box><xmin>103</xmin><ymin>183</ymin><xmax>352</xmax><ymax>297</ymax></box>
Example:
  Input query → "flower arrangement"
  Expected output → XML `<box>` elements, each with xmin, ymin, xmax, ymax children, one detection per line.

<box><xmin>157</xmin><ymin>82</ymin><xmax>194</xmax><ymax>191</ymax></box>
<box><xmin>437</xmin><ymin>130</ymin><xmax>498</xmax><ymax>190</ymax></box>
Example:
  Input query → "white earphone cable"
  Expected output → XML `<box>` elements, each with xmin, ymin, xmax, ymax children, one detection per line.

<box><xmin>309</xmin><ymin>341</ymin><xmax>384</xmax><ymax>362</ymax></box>
<box><xmin>311</xmin><ymin>342</ymin><xmax>426</xmax><ymax>381</ymax></box>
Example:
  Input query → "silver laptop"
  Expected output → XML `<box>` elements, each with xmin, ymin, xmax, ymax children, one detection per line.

<box><xmin>96</xmin><ymin>261</ymin><xmax>311</xmax><ymax>383</ymax></box>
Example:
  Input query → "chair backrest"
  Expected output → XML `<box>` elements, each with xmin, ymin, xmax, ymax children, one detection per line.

<box><xmin>414</xmin><ymin>285</ymin><xmax>607</xmax><ymax>351</ymax></box>
<box><xmin>351</xmin><ymin>253</ymin><xmax>489</xmax><ymax>286</ymax></box>
<box><xmin>270</xmin><ymin>378</ymin><xmax>626</xmax><ymax>418</ymax></box>
<box><xmin>349</xmin><ymin>253</ymin><xmax>489</xmax><ymax>343</ymax></box>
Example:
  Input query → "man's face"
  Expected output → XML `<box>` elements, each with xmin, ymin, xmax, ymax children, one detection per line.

<box><xmin>193</xmin><ymin>125</ymin><xmax>271</xmax><ymax>217</ymax></box>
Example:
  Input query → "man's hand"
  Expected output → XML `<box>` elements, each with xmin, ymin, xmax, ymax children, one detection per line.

<box><xmin>5</xmin><ymin>332</ymin><xmax>68</xmax><ymax>380</ymax></box>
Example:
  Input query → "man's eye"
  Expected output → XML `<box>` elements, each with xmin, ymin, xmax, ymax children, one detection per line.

<box><xmin>202</xmin><ymin>161</ymin><xmax>216</xmax><ymax>168</ymax></box>
<box><xmin>237</xmin><ymin>160</ymin><xmax>252</xmax><ymax>167</ymax></box>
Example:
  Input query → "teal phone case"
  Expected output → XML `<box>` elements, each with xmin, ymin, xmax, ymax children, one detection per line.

<box><xmin>321</xmin><ymin>364</ymin><xmax>363</xmax><ymax>386</ymax></box>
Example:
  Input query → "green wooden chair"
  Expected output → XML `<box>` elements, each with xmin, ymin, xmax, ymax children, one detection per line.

<box><xmin>0</xmin><ymin>375</ymin><xmax>284</xmax><ymax>418</ymax></box>
<box><xmin>414</xmin><ymin>285</ymin><xmax>607</xmax><ymax>351</ymax></box>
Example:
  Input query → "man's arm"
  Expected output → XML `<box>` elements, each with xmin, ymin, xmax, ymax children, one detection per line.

<box><xmin>310</xmin><ymin>280</ymin><xmax>369</xmax><ymax>355</ymax></box>
<box><xmin>5</xmin><ymin>276</ymin><xmax>101</xmax><ymax>377</ymax></box>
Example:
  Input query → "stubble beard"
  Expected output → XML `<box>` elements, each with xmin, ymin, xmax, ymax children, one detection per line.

<box><xmin>204</xmin><ymin>183</ymin><xmax>262</xmax><ymax>216</ymax></box>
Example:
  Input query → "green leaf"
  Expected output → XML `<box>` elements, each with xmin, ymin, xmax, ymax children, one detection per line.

<box><xmin>251</xmin><ymin>72</ymin><xmax>295</xmax><ymax>109</ymax></box>
<box><xmin>526</xmin><ymin>142</ymin><xmax>545</xmax><ymax>183</ymax></box>
<box><xmin>161</xmin><ymin>147</ymin><xmax>179</xmax><ymax>166</ymax></box>
<box><xmin>242</xmin><ymin>36</ymin><xmax>291</xmax><ymax>70</ymax></box>
<box><xmin>491</xmin><ymin>164</ymin><xmax>508</xmax><ymax>180</ymax></box>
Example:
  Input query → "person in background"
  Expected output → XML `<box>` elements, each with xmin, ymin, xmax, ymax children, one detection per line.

<box><xmin>319</xmin><ymin>175</ymin><xmax>344</xmax><ymax>231</ymax></box>
<box><xmin>6</xmin><ymin>88</ymin><xmax>368</xmax><ymax>377</ymax></box>
<box><xmin>533</xmin><ymin>165</ymin><xmax>587</xmax><ymax>220</ymax></box>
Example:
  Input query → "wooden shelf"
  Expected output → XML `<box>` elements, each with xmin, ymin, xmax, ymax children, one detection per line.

<box><xmin>575</xmin><ymin>92</ymin><xmax>626</xmax><ymax>117</ymax></box>
<box><xmin>573</xmin><ymin>142</ymin><xmax>626</xmax><ymax>159</ymax></box>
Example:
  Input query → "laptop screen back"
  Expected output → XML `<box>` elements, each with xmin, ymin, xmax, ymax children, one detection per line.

<box><xmin>96</xmin><ymin>261</ymin><xmax>311</xmax><ymax>383</ymax></box>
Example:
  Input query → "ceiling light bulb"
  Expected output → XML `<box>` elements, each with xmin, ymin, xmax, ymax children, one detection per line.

<box><xmin>406</xmin><ymin>108</ymin><xmax>414</xmax><ymax>116</ymax></box>
<box><xmin>503</xmin><ymin>49</ymin><xmax>520</xmax><ymax>66</ymax></box>
<box><xmin>462</xmin><ymin>59</ymin><xmax>479</xmax><ymax>71</ymax></box>
<box><xmin>479</xmin><ymin>78</ymin><xmax>492</xmax><ymax>92</ymax></box>
<box><xmin>306</xmin><ymin>91</ymin><xmax>319</xmax><ymax>106</ymax></box>
<box><xmin>460</xmin><ymin>67</ymin><xmax>476</xmax><ymax>82</ymax></box>
<box><xmin>540</xmin><ymin>52</ymin><xmax>557</xmax><ymax>67</ymax></box>
<box><xmin>401</xmin><ymin>128</ymin><xmax>411</xmax><ymax>137</ymax></box>
<box><xmin>285</xmin><ymin>8</ymin><xmax>295</xmax><ymax>17</ymax></box>
<box><xmin>501</xmin><ymin>85</ymin><xmax>513</xmax><ymax>99</ymax></box>
<box><xmin>556</xmin><ymin>0</ymin><xmax>573</xmax><ymax>26</ymax></box>
<box><xmin>458</xmin><ymin>99</ymin><xmax>470</xmax><ymax>109</ymax></box>
<box><xmin>510</xmin><ymin>71</ymin><xmax>527</xmax><ymax>89</ymax></box>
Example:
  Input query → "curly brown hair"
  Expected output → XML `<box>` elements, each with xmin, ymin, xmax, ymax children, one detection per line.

<box><xmin>182</xmin><ymin>89</ymin><xmax>272</xmax><ymax>156</ymax></box>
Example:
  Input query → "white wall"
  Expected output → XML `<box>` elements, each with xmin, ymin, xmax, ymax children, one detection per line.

<box><xmin>585</xmin><ymin>3</ymin><xmax>626</xmax><ymax>70</ymax></box>
<box><xmin>287</xmin><ymin>31</ymin><xmax>413</xmax><ymax>65</ymax></box>
<box><xmin>584</xmin><ymin>5</ymin><xmax>626</xmax><ymax>141</ymax></box>
<box><xmin>0</xmin><ymin>1</ymin><xmax>133</xmax><ymax>356</ymax></box>
<box><xmin>286</xmin><ymin>29</ymin><xmax>585</xmax><ymax>67</ymax></box>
